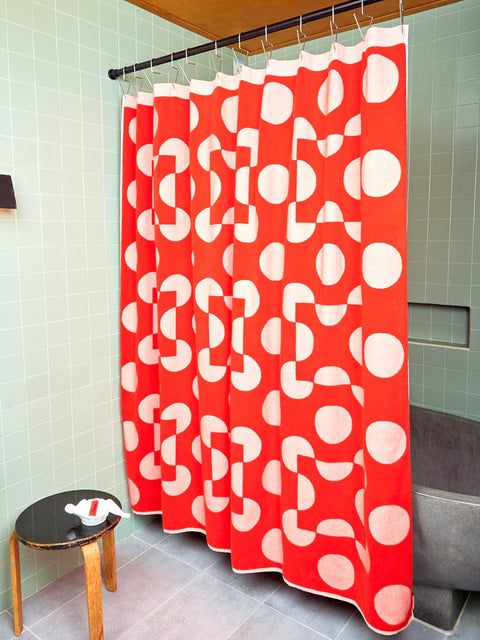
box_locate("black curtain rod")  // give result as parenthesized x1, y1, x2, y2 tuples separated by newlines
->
(108, 0, 386, 80)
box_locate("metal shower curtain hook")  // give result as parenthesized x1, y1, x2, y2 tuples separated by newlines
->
(330, 5, 338, 52)
(353, 0, 374, 40)
(261, 25, 274, 63)
(169, 53, 179, 86)
(179, 59, 190, 84)
(297, 15, 307, 52)
(119, 67, 130, 96)
(399, 0, 405, 33)
(234, 33, 249, 68)
(144, 67, 153, 89)
(185, 48, 198, 80)
(211, 41, 223, 74)
(133, 63, 144, 94)
(150, 57, 163, 84)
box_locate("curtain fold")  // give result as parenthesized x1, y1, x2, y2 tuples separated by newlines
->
(120, 25, 412, 634)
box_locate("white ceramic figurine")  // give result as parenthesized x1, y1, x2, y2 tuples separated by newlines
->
(65, 498, 131, 526)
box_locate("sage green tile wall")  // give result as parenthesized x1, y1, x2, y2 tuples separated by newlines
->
(252, 0, 480, 421)
(1, 0, 479, 617)
(0, 0, 221, 614)
(405, 0, 479, 419)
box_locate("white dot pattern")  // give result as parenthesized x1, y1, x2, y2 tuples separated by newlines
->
(120, 27, 412, 635)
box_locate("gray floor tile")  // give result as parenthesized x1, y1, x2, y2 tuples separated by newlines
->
(449, 592, 480, 640)
(102, 546, 200, 638)
(132, 516, 169, 545)
(265, 582, 355, 639)
(19, 564, 86, 627)
(30, 547, 199, 640)
(0, 615, 38, 640)
(156, 530, 219, 571)
(30, 591, 90, 640)
(15, 537, 149, 632)
(338, 611, 447, 640)
(0, 611, 16, 640)
(121, 572, 260, 640)
(229, 605, 329, 640)
(5, 521, 469, 640)
(207, 553, 284, 602)
(112, 532, 151, 568)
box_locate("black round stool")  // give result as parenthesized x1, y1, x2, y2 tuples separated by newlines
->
(10, 490, 122, 639)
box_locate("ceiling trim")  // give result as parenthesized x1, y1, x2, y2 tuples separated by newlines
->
(124, 0, 463, 55)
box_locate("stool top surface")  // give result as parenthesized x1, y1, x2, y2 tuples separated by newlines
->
(15, 490, 122, 550)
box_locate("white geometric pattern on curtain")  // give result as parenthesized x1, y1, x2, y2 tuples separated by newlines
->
(120, 25, 412, 634)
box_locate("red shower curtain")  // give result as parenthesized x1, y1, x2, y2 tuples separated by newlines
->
(120, 26, 412, 634)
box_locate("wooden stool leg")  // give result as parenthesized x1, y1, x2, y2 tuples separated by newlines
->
(9, 532, 23, 637)
(81, 541, 104, 640)
(102, 529, 117, 592)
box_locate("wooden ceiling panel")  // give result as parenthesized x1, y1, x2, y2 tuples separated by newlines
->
(125, 0, 462, 54)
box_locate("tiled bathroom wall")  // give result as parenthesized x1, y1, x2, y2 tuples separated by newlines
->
(404, 0, 480, 418)
(0, 0, 220, 613)
(0, 0, 479, 615)
(264, 0, 480, 420)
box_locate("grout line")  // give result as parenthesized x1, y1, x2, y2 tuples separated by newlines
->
(411, 613, 450, 639)
(114, 544, 152, 571)
(23, 588, 86, 634)
(129, 526, 355, 639)
(198, 566, 275, 604)
(223, 601, 265, 640)
(18, 536, 151, 635)
(131, 528, 282, 605)
(115, 570, 202, 640)
(9, 0, 37, 531)
(251, 600, 333, 640)
(465, 94, 480, 401)
(333, 609, 356, 639)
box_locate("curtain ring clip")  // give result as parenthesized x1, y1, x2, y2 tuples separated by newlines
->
(261, 25, 274, 63)
(353, 0, 374, 41)
(297, 15, 307, 52)
(330, 5, 338, 52)
(399, 0, 405, 33)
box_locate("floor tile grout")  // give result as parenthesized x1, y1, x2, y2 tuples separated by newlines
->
(258, 601, 335, 639)
(4, 521, 478, 640)
(333, 610, 356, 640)
(223, 600, 267, 640)
(28, 590, 86, 633)
(115, 569, 218, 640)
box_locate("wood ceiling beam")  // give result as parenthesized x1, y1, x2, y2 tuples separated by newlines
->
(123, 0, 462, 55)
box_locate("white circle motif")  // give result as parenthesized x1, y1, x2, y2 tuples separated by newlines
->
(363, 243, 402, 289)
(261, 82, 294, 125)
(261, 528, 283, 563)
(344, 158, 361, 200)
(315, 405, 352, 444)
(364, 333, 404, 378)
(258, 164, 289, 204)
(366, 421, 407, 464)
(261, 317, 282, 355)
(369, 505, 410, 545)
(123, 421, 138, 451)
(374, 585, 412, 626)
(124, 242, 137, 271)
(363, 55, 399, 103)
(318, 70, 344, 115)
(137, 143, 153, 176)
(260, 243, 285, 281)
(316, 244, 345, 286)
(318, 554, 355, 590)
(362, 150, 401, 198)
